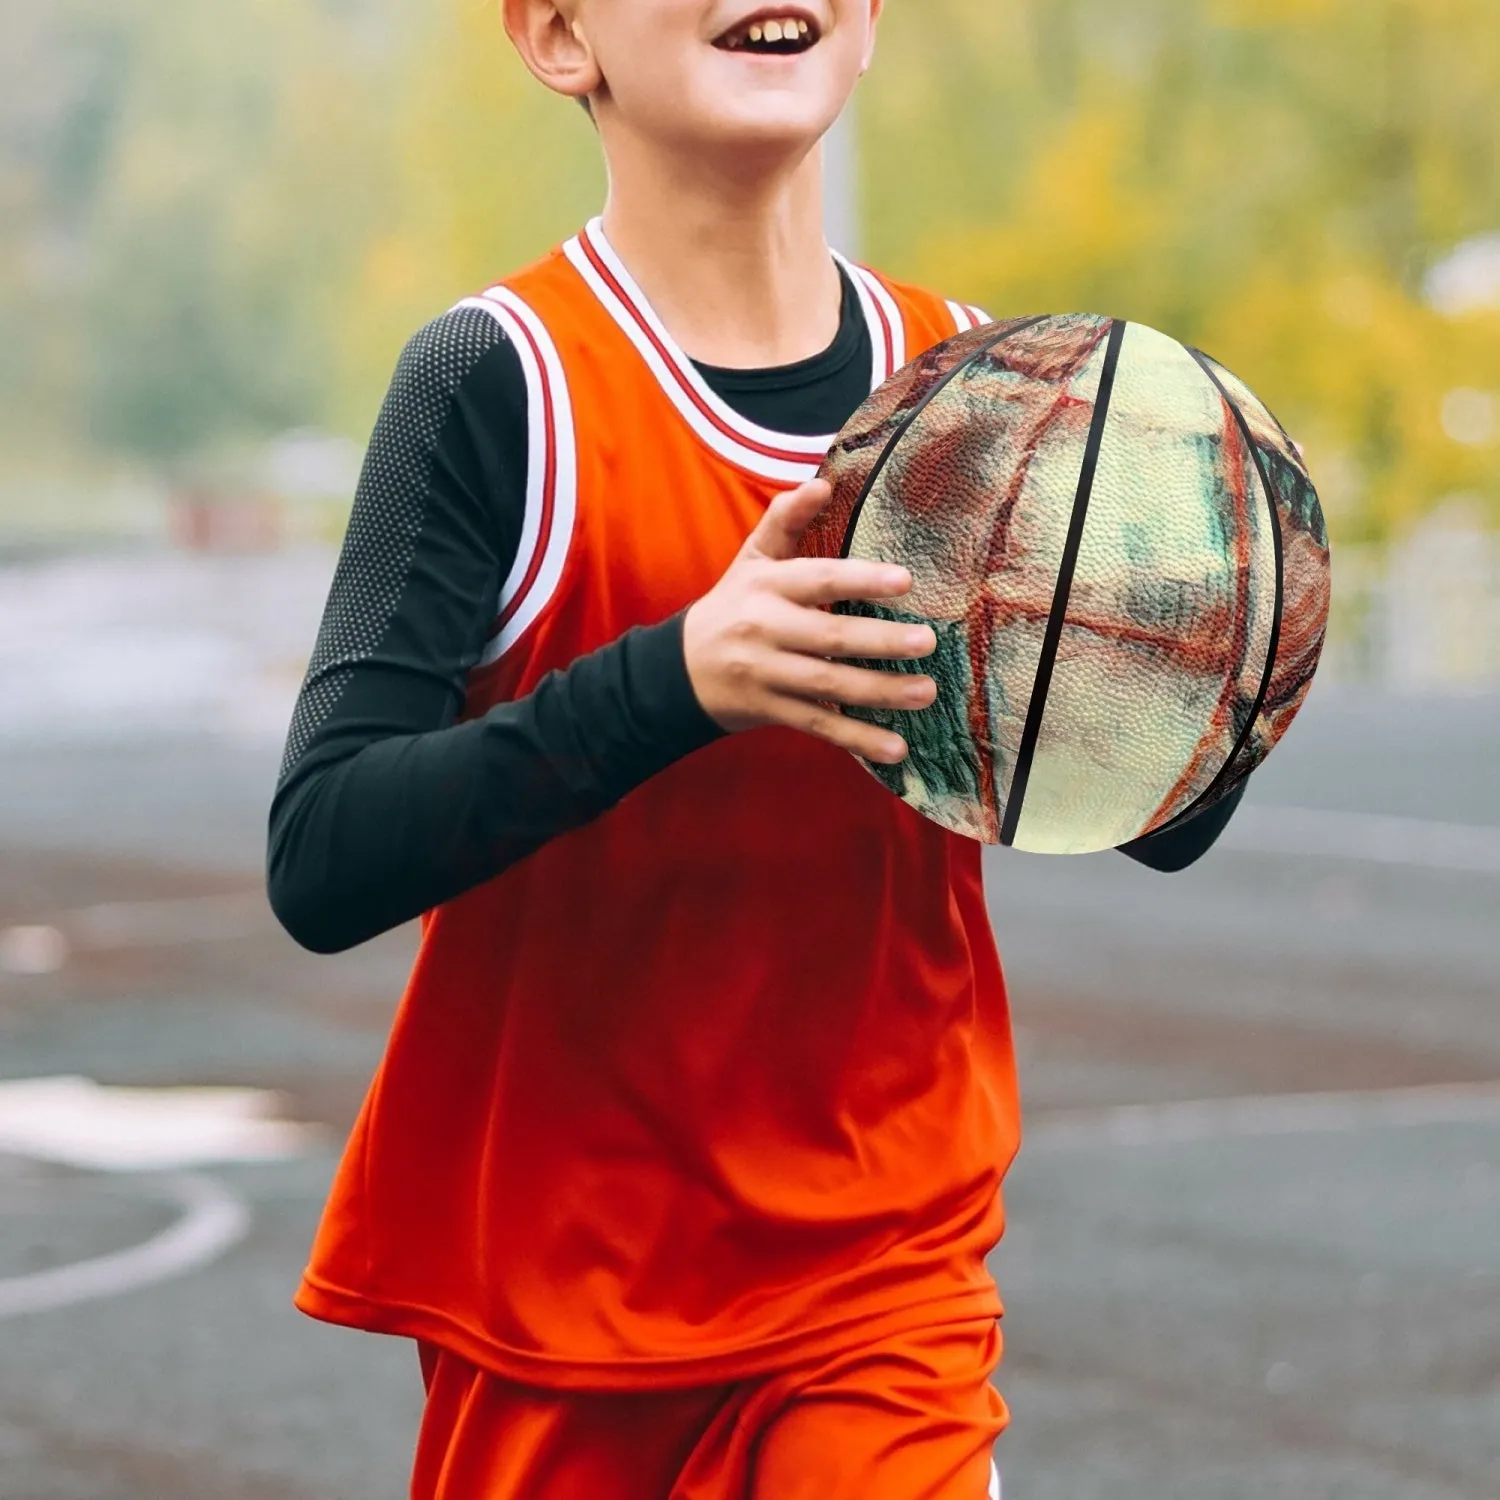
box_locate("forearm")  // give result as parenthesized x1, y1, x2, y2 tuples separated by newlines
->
(267, 615, 722, 953)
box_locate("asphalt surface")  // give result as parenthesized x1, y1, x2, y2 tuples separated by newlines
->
(0, 549, 1496, 1499)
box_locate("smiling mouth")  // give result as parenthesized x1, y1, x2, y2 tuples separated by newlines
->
(714, 13, 821, 55)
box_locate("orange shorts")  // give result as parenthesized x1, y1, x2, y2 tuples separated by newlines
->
(412, 1319, 1006, 1500)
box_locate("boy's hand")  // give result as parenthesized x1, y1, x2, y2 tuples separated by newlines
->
(683, 479, 938, 765)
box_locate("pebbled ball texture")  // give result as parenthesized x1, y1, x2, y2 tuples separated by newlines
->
(802, 315, 1331, 855)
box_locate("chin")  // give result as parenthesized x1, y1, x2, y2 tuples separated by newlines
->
(641, 77, 843, 159)
(706, 102, 840, 153)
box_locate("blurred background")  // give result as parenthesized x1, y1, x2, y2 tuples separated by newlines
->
(0, 2, 1496, 1498)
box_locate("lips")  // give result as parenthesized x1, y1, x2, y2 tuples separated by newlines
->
(713, 10, 822, 54)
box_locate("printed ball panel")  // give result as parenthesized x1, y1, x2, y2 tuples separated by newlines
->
(824, 315, 1116, 843)
(1014, 323, 1279, 853)
(1193, 353, 1332, 797)
(801, 318, 1044, 567)
(809, 314, 1330, 853)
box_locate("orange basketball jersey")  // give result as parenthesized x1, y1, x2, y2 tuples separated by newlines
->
(295, 222, 1022, 1390)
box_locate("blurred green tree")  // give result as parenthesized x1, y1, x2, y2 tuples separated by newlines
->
(863, 0, 1500, 542)
(328, 0, 603, 432)
(1, 0, 399, 471)
(3, 0, 1495, 545)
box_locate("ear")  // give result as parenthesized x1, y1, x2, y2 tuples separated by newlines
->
(502, 0, 601, 105)
(859, 0, 884, 75)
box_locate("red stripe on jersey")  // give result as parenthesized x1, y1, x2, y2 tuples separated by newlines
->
(485, 300, 560, 644)
(861, 269, 898, 379)
(577, 227, 818, 468)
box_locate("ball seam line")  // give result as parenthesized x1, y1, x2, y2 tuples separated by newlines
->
(999, 317, 1128, 848)
(835, 315, 1052, 560)
(1144, 348, 1288, 835)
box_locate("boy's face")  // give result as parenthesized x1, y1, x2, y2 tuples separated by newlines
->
(547, 2, 881, 154)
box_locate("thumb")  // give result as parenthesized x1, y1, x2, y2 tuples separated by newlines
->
(746, 478, 833, 562)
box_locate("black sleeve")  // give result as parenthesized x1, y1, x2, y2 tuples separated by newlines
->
(1116, 779, 1248, 873)
(267, 307, 722, 956)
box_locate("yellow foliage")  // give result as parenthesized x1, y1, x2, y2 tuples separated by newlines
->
(332, 0, 603, 428)
(328, 0, 1500, 544)
(913, 101, 1165, 320)
(11, 0, 1496, 538)
(866, 0, 1500, 543)
(1210, 0, 1339, 26)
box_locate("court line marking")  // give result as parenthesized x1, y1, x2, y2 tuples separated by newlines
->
(0, 1171, 249, 1321)
(66, 891, 270, 948)
(0, 892, 269, 969)
(0, 1076, 325, 1172)
(2, 1083, 1494, 1320)
(1223, 805, 1500, 875)
(1026, 1080, 1500, 1151)
(3, 802, 1497, 969)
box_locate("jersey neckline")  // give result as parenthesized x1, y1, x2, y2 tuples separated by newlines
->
(691, 265, 864, 395)
(563, 218, 906, 485)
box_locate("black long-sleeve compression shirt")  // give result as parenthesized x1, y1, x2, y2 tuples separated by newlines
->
(268, 272, 1243, 954)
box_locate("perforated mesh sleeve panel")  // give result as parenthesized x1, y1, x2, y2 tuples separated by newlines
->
(278, 307, 512, 783)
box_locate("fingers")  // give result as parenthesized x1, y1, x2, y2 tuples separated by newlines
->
(770, 555, 916, 608)
(783, 701, 911, 766)
(761, 598, 937, 661)
(745, 479, 835, 562)
(768, 655, 938, 714)
(689, 477, 942, 762)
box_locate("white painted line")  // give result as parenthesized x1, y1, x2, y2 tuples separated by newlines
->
(0, 1171, 249, 1321)
(1026, 1080, 1500, 1152)
(0, 891, 271, 971)
(67, 891, 270, 948)
(0, 924, 68, 974)
(5, 804, 1494, 970)
(1224, 805, 1500, 875)
(0, 1077, 324, 1172)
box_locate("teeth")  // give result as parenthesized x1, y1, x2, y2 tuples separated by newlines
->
(722, 16, 815, 51)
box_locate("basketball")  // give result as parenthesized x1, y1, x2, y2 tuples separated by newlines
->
(801, 314, 1332, 854)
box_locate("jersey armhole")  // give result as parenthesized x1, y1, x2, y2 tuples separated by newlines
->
(834, 256, 909, 389)
(945, 300, 995, 335)
(454, 289, 579, 671)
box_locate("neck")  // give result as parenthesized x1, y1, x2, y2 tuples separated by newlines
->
(597, 133, 843, 370)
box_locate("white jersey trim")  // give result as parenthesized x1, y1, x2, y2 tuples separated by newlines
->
(455, 289, 579, 669)
(564, 219, 903, 484)
(947, 300, 995, 334)
(839, 257, 907, 383)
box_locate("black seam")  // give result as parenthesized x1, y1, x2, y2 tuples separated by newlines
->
(837, 316, 1051, 559)
(999, 318, 1127, 848)
(1199, 349, 1304, 460)
(1145, 349, 1287, 835)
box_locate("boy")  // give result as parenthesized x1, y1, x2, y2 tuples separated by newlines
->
(269, 3, 1244, 1494)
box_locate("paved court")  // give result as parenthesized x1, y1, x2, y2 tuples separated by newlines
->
(0, 550, 1496, 1498)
